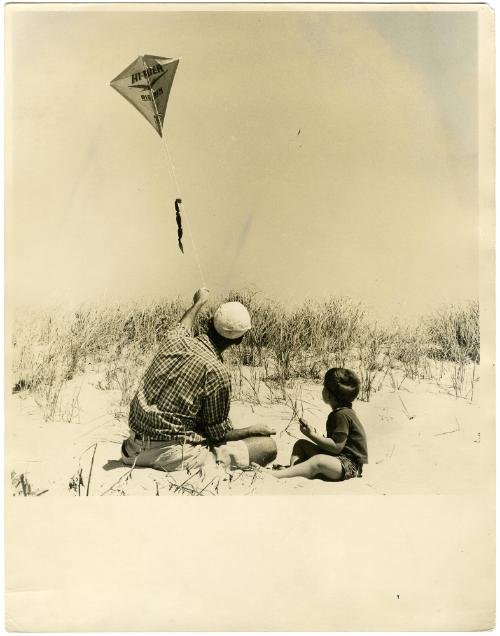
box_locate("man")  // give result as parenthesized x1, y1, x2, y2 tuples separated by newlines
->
(121, 288, 277, 471)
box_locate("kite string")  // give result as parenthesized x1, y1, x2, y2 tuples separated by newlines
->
(160, 135, 207, 287)
(142, 57, 207, 288)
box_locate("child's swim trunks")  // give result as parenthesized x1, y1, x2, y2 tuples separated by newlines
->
(338, 454, 363, 480)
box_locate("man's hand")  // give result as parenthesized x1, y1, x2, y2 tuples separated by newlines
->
(224, 423, 276, 442)
(193, 288, 210, 305)
(180, 288, 210, 332)
(249, 424, 276, 437)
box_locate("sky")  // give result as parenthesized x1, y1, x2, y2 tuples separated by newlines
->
(6, 6, 480, 321)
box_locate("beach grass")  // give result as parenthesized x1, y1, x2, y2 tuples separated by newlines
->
(11, 292, 480, 421)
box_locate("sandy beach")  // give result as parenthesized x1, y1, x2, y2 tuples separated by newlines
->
(7, 362, 482, 497)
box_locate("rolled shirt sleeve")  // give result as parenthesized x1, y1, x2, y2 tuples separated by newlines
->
(201, 368, 233, 441)
(168, 324, 193, 339)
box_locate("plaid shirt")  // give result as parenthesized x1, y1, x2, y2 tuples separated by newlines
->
(129, 325, 233, 443)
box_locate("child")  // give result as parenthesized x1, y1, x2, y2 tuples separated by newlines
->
(272, 368, 367, 481)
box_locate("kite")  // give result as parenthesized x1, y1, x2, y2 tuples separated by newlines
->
(110, 54, 179, 137)
(110, 54, 206, 281)
(175, 198, 184, 253)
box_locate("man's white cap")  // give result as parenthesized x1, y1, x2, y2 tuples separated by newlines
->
(213, 302, 252, 339)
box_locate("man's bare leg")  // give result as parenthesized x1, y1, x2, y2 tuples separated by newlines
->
(243, 436, 277, 466)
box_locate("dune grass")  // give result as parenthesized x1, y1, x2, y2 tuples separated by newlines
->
(11, 292, 480, 422)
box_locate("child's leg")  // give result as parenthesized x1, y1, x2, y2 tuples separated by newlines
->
(290, 439, 321, 466)
(272, 454, 344, 481)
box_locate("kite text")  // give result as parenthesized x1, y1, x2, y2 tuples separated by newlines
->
(131, 64, 164, 85)
(141, 87, 164, 101)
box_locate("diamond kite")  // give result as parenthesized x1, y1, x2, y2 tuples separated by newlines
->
(110, 54, 179, 137)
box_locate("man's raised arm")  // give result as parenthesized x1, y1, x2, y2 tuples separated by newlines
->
(179, 288, 210, 332)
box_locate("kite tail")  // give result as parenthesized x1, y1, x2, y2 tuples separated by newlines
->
(175, 198, 184, 253)
(163, 145, 206, 286)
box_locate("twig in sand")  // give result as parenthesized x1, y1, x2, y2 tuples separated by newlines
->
(11, 471, 47, 497)
(86, 443, 98, 496)
(279, 387, 305, 437)
(159, 468, 207, 496)
(68, 467, 84, 495)
(173, 471, 199, 493)
(434, 428, 459, 437)
(375, 444, 396, 464)
(434, 416, 461, 437)
(196, 476, 219, 496)
(20, 473, 29, 496)
(101, 456, 138, 496)
(469, 362, 477, 403)
(241, 373, 262, 405)
(77, 468, 83, 496)
(396, 391, 414, 420)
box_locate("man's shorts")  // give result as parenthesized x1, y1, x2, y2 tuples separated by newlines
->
(121, 432, 249, 472)
(338, 454, 363, 480)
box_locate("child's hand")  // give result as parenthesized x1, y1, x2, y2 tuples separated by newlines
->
(299, 417, 316, 437)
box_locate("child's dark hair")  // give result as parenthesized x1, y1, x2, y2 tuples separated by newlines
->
(324, 368, 360, 406)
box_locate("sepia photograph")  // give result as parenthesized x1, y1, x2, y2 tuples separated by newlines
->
(4, 2, 495, 631)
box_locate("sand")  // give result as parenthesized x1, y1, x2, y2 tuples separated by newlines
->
(6, 361, 483, 497)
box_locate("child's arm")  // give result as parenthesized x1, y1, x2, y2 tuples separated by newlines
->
(299, 418, 346, 455)
(307, 429, 346, 455)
